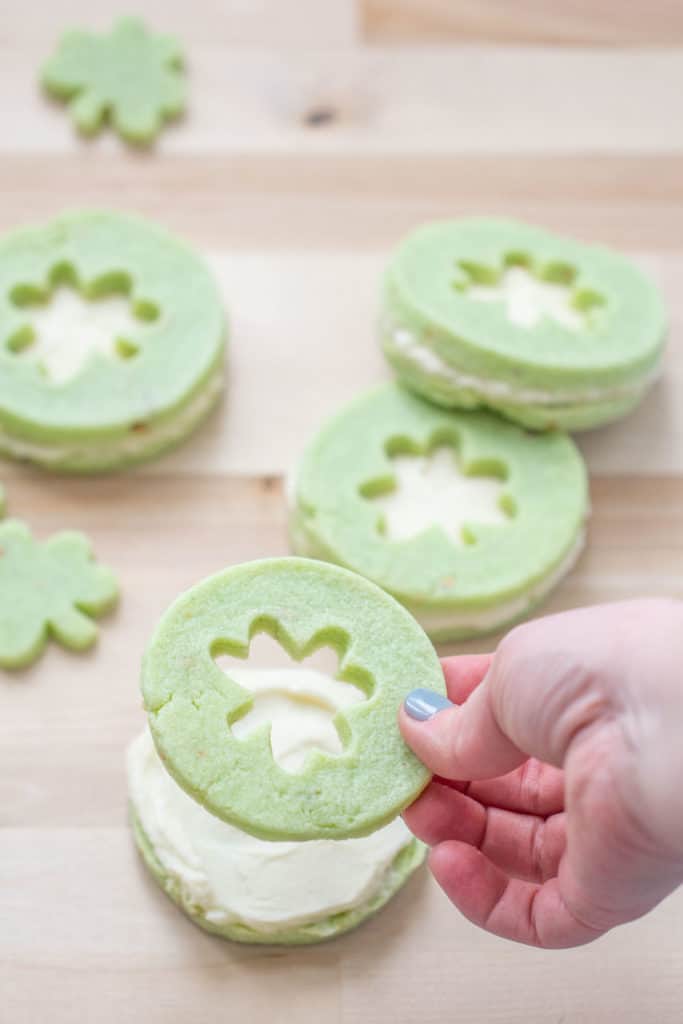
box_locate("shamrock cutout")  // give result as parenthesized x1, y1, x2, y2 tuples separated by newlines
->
(6, 264, 160, 386)
(454, 254, 605, 332)
(228, 666, 367, 774)
(365, 444, 512, 546)
(42, 16, 185, 144)
(0, 520, 119, 669)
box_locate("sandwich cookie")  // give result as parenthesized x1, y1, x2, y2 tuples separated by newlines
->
(0, 210, 226, 471)
(289, 384, 588, 642)
(382, 218, 666, 430)
(128, 676, 425, 944)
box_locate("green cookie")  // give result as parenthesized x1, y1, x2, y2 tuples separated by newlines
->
(0, 210, 226, 472)
(382, 218, 666, 431)
(290, 384, 588, 642)
(0, 519, 118, 669)
(131, 809, 425, 945)
(142, 557, 445, 841)
(42, 16, 185, 145)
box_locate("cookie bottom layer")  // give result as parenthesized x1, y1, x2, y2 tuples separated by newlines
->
(383, 326, 653, 432)
(0, 363, 224, 473)
(289, 505, 586, 643)
(131, 810, 426, 945)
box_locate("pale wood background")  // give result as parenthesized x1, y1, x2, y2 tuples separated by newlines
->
(2, 3, 683, 1022)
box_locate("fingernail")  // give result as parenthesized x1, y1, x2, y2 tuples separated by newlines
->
(404, 688, 454, 721)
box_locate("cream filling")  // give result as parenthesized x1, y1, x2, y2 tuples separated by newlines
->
(463, 265, 587, 332)
(368, 445, 509, 546)
(15, 286, 151, 386)
(388, 322, 655, 406)
(127, 668, 414, 933)
(409, 529, 586, 634)
(0, 364, 224, 465)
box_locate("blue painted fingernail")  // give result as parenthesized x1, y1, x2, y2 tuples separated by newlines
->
(404, 688, 454, 721)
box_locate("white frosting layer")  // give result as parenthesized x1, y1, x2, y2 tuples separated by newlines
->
(16, 285, 151, 385)
(410, 529, 586, 634)
(229, 667, 365, 772)
(0, 364, 223, 466)
(369, 445, 508, 546)
(389, 323, 654, 406)
(127, 668, 413, 932)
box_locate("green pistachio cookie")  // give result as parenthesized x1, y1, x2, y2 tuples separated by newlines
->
(289, 384, 588, 642)
(381, 218, 666, 431)
(141, 557, 446, 841)
(42, 17, 185, 145)
(0, 210, 226, 472)
(0, 519, 118, 669)
(128, 726, 425, 945)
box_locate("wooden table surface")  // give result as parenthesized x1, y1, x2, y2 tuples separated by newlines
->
(2, 2, 683, 1021)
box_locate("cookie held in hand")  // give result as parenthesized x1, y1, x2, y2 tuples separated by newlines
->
(142, 557, 445, 842)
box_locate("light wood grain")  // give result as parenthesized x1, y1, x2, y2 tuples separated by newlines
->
(2, 1, 683, 1021)
(3, 46, 683, 155)
(362, 0, 683, 46)
(2, 475, 683, 1024)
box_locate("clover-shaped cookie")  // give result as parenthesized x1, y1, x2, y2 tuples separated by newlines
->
(382, 218, 666, 431)
(0, 519, 118, 669)
(142, 557, 445, 841)
(42, 17, 185, 144)
(290, 384, 588, 642)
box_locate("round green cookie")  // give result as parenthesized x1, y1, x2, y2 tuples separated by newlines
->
(131, 810, 426, 946)
(382, 218, 666, 431)
(141, 557, 445, 842)
(0, 210, 226, 472)
(289, 384, 588, 642)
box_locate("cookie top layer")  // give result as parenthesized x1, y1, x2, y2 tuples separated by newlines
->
(385, 218, 666, 392)
(0, 210, 225, 442)
(294, 384, 588, 608)
(142, 557, 445, 841)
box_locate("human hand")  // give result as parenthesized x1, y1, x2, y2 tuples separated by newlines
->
(399, 600, 683, 948)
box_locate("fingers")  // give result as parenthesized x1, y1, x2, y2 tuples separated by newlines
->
(467, 759, 564, 816)
(440, 653, 493, 704)
(400, 678, 525, 780)
(401, 605, 623, 781)
(429, 842, 604, 949)
(404, 780, 566, 883)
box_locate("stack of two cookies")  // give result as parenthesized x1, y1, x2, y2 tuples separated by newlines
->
(289, 218, 667, 642)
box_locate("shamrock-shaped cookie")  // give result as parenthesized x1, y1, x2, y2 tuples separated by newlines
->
(42, 17, 185, 144)
(0, 519, 118, 669)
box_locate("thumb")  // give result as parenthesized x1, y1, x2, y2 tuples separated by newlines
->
(400, 605, 619, 781)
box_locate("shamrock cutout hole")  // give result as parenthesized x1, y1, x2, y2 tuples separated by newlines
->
(215, 631, 369, 773)
(362, 440, 515, 546)
(6, 265, 159, 385)
(454, 252, 605, 332)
